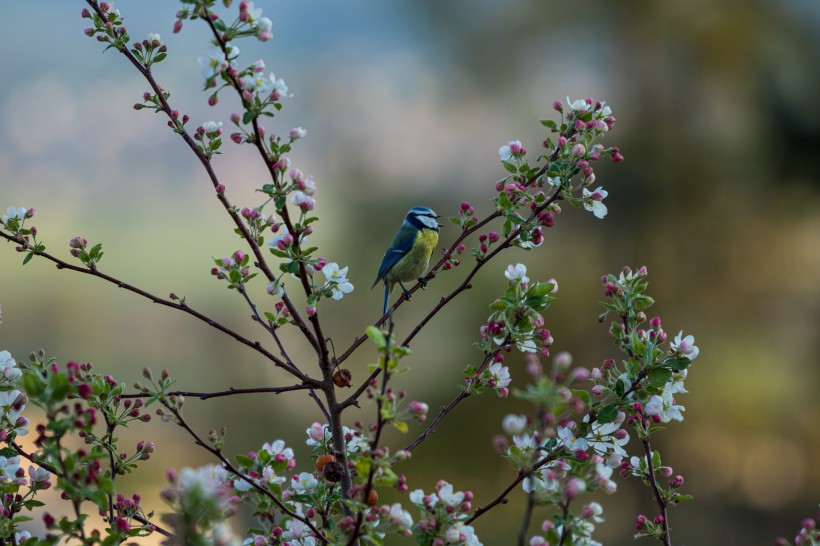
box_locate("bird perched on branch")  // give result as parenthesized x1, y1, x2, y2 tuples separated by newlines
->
(372, 206, 441, 315)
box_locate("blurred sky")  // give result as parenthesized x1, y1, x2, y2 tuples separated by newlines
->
(1, 1, 819, 544)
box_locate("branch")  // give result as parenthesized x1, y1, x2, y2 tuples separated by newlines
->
(84, 0, 321, 355)
(0, 231, 318, 387)
(120, 384, 312, 400)
(642, 438, 672, 546)
(465, 448, 559, 525)
(161, 400, 331, 545)
(518, 490, 536, 546)
(402, 340, 509, 452)
(199, 5, 332, 368)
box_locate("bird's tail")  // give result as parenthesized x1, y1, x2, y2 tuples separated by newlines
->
(382, 282, 389, 316)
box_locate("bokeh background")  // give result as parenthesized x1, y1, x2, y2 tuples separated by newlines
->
(1, 1, 819, 544)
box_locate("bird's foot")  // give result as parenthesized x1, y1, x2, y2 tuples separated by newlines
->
(399, 282, 412, 300)
(417, 277, 428, 290)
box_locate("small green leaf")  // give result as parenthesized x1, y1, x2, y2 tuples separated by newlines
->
(664, 357, 691, 371)
(235, 454, 254, 467)
(365, 326, 386, 348)
(572, 389, 591, 405)
(392, 421, 408, 434)
(501, 160, 518, 174)
(596, 404, 618, 424)
(530, 282, 555, 297)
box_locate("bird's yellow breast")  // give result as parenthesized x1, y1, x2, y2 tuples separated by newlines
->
(386, 228, 439, 284)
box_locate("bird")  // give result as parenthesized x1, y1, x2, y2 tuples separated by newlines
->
(372, 206, 442, 315)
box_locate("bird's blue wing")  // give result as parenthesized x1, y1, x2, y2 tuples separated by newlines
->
(372, 222, 417, 287)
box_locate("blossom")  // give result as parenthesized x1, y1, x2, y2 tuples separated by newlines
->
(487, 362, 511, 394)
(437, 482, 465, 507)
(557, 425, 589, 452)
(566, 96, 591, 113)
(290, 471, 317, 492)
(595, 463, 617, 494)
(289, 127, 307, 140)
(244, 2, 264, 25)
(0, 350, 21, 381)
(197, 47, 227, 79)
(267, 73, 290, 99)
(387, 503, 413, 530)
(672, 331, 699, 361)
(501, 414, 527, 435)
(290, 190, 316, 211)
(586, 419, 629, 460)
(2, 206, 27, 227)
(645, 391, 685, 423)
(445, 522, 483, 546)
(202, 121, 222, 134)
(146, 33, 161, 45)
(582, 187, 608, 219)
(498, 139, 524, 161)
(306, 422, 328, 445)
(511, 433, 537, 453)
(504, 263, 529, 286)
(323, 263, 354, 300)
(0, 389, 25, 422)
(409, 488, 439, 510)
(256, 17, 273, 41)
(0, 454, 20, 481)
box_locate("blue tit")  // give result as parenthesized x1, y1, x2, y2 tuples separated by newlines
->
(372, 206, 442, 315)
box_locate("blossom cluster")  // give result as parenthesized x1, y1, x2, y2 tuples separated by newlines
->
(409, 481, 481, 545)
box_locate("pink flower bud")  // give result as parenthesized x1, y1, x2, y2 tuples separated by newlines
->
(552, 99, 563, 111)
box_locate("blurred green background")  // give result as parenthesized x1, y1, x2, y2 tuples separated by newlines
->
(1, 1, 819, 544)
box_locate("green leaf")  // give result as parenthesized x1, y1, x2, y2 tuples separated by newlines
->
(392, 421, 408, 434)
(235, 454, 254, 467)
(22, 253, 34, 265)
(596, 404, 618, 424)
(489, 300, 509, 311)
(633, 295, 655, 310)
(365, 326, 386, 348)
(540, 119, 558, 131)
(501, 160, 518, 174)
(673, 493, 694, 502)
(153, 52, 167, 63)
(652, 449, 662, 468)
(530, 282, 555, 297)
(572, 389, 591, 405)
(664, 357, 691, 371)
(47, 372, 70, 401)
(648, 368, 673, 388)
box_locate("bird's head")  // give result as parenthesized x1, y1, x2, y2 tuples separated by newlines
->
(406, 206, 442, 231)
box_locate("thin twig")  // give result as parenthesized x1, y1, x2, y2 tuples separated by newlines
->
(518, 490, 536, 546)
(0, 231, 316, 386)
(120, 384, 313, 400)
(161, 399, 331, 545)
(642, 438, 672, 546)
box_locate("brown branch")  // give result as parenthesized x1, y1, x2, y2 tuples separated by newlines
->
(642, 438, 672, 546)
(465, 448, 559, 525)
(161, 400, 331, 545)
(120, 384, 312, 400)
(0, 231, 317, 387)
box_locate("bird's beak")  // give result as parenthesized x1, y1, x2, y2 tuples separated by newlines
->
(436, 214, 443, 228)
